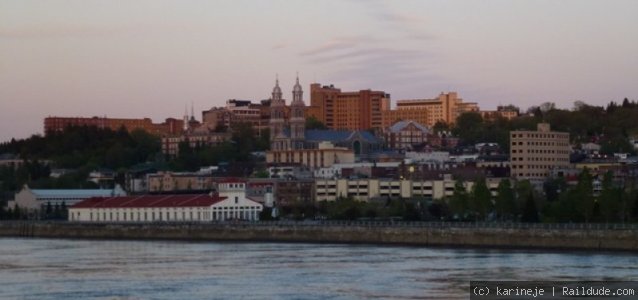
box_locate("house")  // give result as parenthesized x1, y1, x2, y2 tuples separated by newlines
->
(68, 178, 263, 222)
(384, 120, 430, 151)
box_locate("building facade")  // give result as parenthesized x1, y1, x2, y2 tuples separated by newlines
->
(306, 83, 390, 131)
(147, 171, 217, 193)
(384, 120, 430, 151)
(315, 175, 501, 202)
(315, 177, 502, 202)
(201, 99, 273, 134)
(44, 116, 184, 136)
(266, 142, 355, 169)
(161, 128, 231, 157)
(479, 105, 519, 121)
(69, 179, 263, 222)
(510, 123, 571, 180)
(265, 76, 360, 169)
(382, 92, 478, 127)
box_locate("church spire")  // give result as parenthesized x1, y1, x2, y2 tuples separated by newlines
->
(272, 74, 283, 102)
(292, 73, 303, 104)
(183, 104, 189, 132)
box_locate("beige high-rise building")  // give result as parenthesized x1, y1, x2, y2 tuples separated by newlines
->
(509, 123, 571, 180)
(381, 92, 479, 128)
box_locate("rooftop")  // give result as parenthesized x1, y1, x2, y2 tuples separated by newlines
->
(71, 194, 225, 209)
(388, 120, 429, 133)
(305, 130, 380, 143)
(28, 186, 125, 198)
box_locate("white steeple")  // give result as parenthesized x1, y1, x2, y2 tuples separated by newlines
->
(183, 104, 189, 132)
(292, 72, 303, 103)
(272, 74, 283, 102)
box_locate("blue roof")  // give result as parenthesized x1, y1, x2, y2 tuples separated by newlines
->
(388, 120, 429, 133)
(28, 186, 126, 198)
(305, 130, 380, 143)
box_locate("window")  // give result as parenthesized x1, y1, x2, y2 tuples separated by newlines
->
(235, 196, 238, 204)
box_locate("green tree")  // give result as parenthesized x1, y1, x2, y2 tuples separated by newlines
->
(514, 179, 533, 216)
(470, 178, 492, 221)
(60, 202, 68, 220)
(448, 181, 470, 220)
(452, 112, 484, 145)
(599, 171, 621, 223)
(306, 116, 327, 130)
(45, 201, 53, 219)
(432, 121, 450, 133)
(53, 203, 62, 219)
(574, 169, 595, 223)
(327, 196, 362, 220)
(13, 205, 22, 220)
(495, 179, 516, 221)
(521, 192, 539, 223)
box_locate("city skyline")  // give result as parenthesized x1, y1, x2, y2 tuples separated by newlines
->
(2, 0, 638, 142)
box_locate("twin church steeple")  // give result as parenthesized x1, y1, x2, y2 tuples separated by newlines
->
(269, 74, 306, 151)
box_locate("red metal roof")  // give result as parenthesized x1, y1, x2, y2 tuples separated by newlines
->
(70, 194, 226, 209)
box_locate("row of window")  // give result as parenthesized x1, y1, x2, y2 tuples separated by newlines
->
(511, 141, 569, 147)
(512, 149, 569, 154)
(512, 133, 568, 139)
(75, 207, 261, 222)
(512, 164, 560, 169)
(516, 173, 546, 178)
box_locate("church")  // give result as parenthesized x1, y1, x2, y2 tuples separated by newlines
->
(266, 76, 382, 169)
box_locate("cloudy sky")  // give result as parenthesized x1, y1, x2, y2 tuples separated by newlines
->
(1, 0, 637, 142)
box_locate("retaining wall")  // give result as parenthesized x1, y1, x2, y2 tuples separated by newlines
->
(0, 222, 636, 251)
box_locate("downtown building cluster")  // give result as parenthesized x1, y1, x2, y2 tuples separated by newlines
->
(24, 75, 638, 223)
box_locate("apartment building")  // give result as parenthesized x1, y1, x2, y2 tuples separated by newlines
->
(315, 177, 502, 202)
(510, 123, 571, 180)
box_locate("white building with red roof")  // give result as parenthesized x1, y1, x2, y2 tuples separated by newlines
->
(69, 178, 263, 222)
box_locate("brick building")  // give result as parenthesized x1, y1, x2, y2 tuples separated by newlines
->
(306, 83, 390, 131)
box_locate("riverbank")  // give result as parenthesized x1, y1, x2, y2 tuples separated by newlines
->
(1, 221, 637, 252)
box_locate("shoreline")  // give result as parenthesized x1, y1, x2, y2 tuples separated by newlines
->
(1, 222, 637, 253)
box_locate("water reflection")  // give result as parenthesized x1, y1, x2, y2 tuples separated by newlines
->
(0, 238, 636, 299)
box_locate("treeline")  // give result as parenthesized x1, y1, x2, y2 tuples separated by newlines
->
(0, 202, 68, 220)
(0, 126, 161, 169)
(0, 123, 271, 191)
(168, 123, 270, 171)
(0, 126, 162, 197)
(450, 98, 638, 154)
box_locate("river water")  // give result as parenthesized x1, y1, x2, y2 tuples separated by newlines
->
(0, 238, 636, 300)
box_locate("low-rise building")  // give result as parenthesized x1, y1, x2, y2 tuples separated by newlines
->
(384, 120, 430, 151)
(161, 127, 232, 157)
(266, 141, 355, 169)
(10, 185, 126, 214)
(315, 176, 502, 202)
(147, 171, 216, 193)
(69, 178, 263, 222)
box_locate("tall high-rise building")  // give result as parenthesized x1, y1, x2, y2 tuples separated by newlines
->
(306, 83, 390, 131)
(509, 123, 571, 181)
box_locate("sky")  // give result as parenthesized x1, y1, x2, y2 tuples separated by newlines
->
(1, 0, 638, 142)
